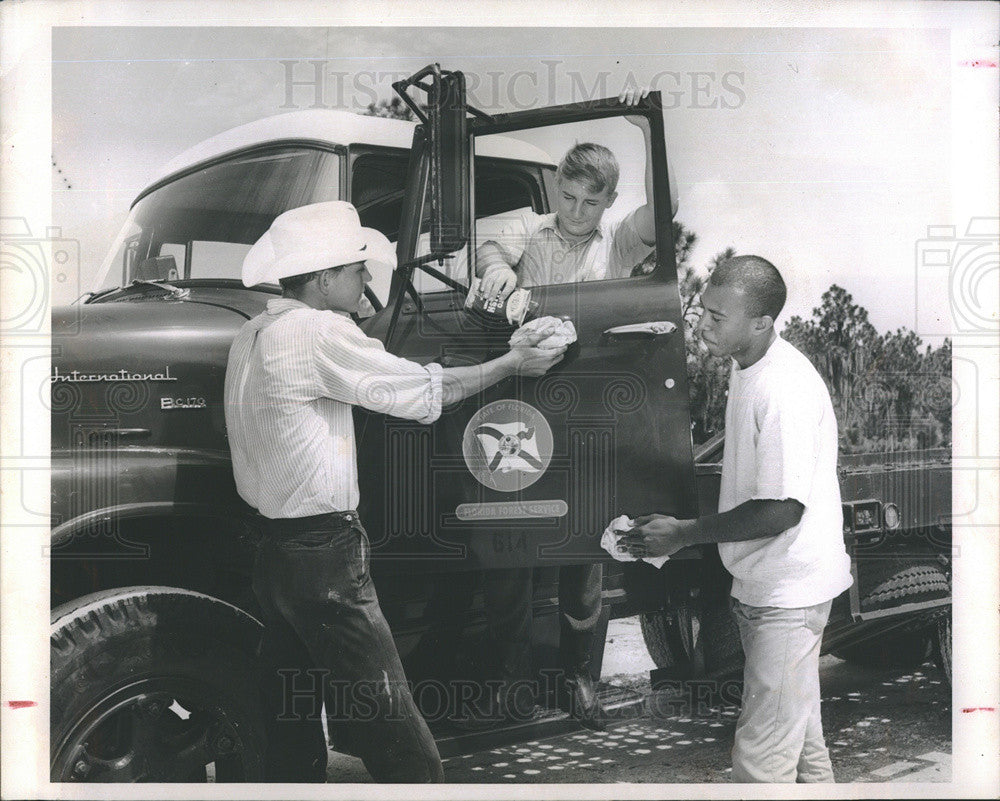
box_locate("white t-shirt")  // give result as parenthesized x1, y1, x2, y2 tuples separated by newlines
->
(717, 335, 853, 608)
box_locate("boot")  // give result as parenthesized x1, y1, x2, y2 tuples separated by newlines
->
(449, 638, 537, 731)
(557, 664, 607, 730)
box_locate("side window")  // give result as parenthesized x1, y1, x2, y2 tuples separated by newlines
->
(350, 150, 547, 302)
(350, 151, 418, 306)
(351, 152, 414, 242)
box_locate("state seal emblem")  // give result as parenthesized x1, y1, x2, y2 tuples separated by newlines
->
(462, 399, 553, 492)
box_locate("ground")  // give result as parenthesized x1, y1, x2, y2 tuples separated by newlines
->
(327, 615, 951, 784)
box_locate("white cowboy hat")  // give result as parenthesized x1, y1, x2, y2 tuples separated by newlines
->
(242, 201, 396, 287)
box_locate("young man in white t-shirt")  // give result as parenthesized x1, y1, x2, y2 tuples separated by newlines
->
(623, 255, 853, 783)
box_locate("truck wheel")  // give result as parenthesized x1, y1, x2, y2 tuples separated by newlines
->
(639, 607, 693, 670)
(51, 587, 266, 783)
(640, 599, 744, 678)
(934, 613, 952, 685)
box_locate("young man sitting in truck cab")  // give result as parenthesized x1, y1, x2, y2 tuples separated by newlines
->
(224, 201, 566, 783)
(475, 87, 679, 298)
(623, 256, 853, 783)
(465, 88, 679, 730)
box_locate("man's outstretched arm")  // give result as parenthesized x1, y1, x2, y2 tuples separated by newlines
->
(622, 498, 805, 559)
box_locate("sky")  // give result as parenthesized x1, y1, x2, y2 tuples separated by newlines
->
(48, 23, 995, 344)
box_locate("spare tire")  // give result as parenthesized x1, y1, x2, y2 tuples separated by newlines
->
(832, 558, 950, 670)
(855, 560, 950, 614)
(51, 587, 266, 783)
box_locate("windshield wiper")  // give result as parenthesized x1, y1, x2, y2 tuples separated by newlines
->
(129, 279, 191, 299)
(81, 286, 122, 303)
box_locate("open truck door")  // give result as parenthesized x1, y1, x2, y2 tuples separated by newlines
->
(356, 65, 698, 573)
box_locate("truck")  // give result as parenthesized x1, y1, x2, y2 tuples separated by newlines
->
(49, 65, 952, 783)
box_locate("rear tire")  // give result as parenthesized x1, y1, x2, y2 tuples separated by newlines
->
(51, 587, 266, 783)
(640, 598, 744, 679)
(934, 613, 952, 685)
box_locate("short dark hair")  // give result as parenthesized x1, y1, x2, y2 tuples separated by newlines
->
(278, 265, 344, 293)
(709, 255, 787, 320)
(557, 143, 620, 194)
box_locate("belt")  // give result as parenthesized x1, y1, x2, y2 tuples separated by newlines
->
(252, 509, 359, 537)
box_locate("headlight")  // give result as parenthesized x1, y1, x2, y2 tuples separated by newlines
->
(883, 503, 901, 530)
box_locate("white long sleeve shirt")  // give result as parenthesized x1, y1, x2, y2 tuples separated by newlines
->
(224, 298, 443, 518)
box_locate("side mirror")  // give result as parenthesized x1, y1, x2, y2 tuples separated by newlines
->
(428, 70, 470, 254)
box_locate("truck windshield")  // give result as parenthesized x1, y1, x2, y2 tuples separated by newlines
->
(91, 147, 341, 292)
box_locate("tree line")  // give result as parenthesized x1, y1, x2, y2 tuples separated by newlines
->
(667, 222, 952, 453)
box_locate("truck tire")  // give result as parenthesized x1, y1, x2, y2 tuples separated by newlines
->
(855, 560, 950, 614)
(640, 599, 744, 679)
(639, 607, 691, 670)
(51, 587, 266, 783)
(832, 559, 950, 670)
(934, 613, 951, 685)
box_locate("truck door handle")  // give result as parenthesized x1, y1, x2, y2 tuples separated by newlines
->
(602, 321, 677, 339)
(105, 428, 152, 439)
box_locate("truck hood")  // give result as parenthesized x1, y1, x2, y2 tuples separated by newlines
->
(52, 297, 252, 357)
(51, 297, 258, 453)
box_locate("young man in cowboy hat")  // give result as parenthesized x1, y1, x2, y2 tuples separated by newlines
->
(622, 256, 852, 783)
(224, 201, 566, 783)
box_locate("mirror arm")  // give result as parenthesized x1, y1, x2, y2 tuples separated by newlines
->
(385, 253, 442, 350)
(405, 281, 423, 313)
(417, 260, 467, 293)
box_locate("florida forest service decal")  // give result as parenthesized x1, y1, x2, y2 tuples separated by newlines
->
(462, 400, 553, 492)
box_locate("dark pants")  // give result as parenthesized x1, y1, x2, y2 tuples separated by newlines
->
(252, 510, 443, 783)
(481, 563, 604, 680)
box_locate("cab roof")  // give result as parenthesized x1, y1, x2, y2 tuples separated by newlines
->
(152, 109, 555, 187)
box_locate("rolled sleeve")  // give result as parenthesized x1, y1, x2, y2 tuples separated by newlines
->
(608, 209, 655, 279)
(314, 318, 443, 423)
(751, 388, 818, 506)
(416, 361, 443, 424)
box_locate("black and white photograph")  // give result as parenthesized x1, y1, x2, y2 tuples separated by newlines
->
(1, 1, 997, 797)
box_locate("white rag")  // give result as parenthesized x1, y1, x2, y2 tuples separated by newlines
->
(509, 316, 577, 349)
(600, 514, 670, 569)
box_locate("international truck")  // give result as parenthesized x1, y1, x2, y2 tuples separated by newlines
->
(49, 65, 951, 782)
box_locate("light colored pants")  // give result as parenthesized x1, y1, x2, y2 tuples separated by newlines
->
(730, 598, 835, 783)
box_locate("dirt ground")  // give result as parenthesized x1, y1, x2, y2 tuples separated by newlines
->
(327, 615, 951, 784)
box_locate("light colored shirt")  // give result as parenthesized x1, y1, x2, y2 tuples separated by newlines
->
(224, 298, 442, 518)
(717, 335, 853, 608)
(478, 209, 653, 287)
